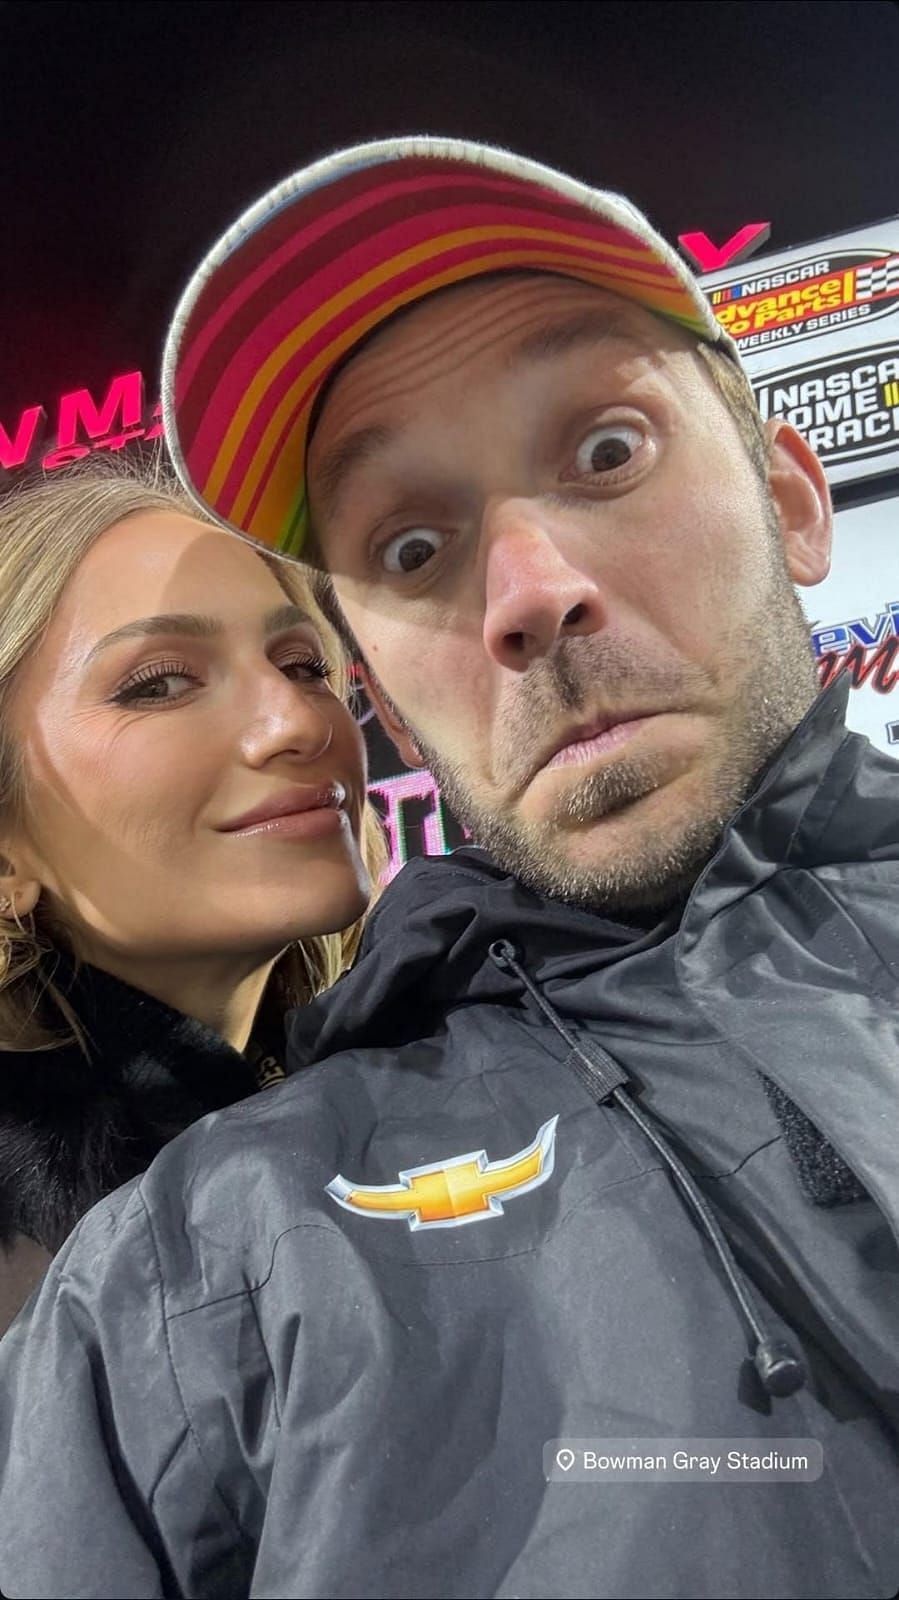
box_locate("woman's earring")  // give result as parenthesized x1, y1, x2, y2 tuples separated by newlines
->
(0, 894, 35, 935)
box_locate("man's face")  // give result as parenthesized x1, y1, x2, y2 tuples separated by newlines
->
(308, 274, 830, 914)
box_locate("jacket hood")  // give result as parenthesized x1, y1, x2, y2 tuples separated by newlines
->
(291, 677, 872, 1068)
(288, 847, 642, 1066)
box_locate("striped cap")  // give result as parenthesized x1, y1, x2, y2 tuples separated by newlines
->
(162, 136, 740, 560)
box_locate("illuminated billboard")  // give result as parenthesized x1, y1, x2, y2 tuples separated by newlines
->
(702, 218, 899, 487)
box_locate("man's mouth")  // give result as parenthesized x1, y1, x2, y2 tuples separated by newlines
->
(539, 713, 654, 775)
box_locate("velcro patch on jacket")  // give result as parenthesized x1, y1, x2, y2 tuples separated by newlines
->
(760, 1076, 869, 1205)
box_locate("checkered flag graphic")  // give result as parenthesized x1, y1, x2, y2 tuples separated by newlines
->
(855, 257, 899, 300)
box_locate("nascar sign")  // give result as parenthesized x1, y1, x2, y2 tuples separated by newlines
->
(754, 343, 899, 485)
(702, 219, 899, 489)
(707, 223, 899, 755)
(706, 248, 899, 354)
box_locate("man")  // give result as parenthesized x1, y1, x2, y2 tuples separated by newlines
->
(2, 138, 898, 1599)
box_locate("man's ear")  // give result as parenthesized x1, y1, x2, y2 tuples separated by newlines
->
(358, 665, 427, 769)
(765, 419, 832, 587)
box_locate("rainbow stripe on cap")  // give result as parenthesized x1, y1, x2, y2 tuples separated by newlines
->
(162, 137, 738, 559)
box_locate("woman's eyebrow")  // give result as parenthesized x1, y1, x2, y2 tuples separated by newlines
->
(84, 604, 312, 664)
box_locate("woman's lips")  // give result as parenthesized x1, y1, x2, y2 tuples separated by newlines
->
(227, 807, 347, 841)
(544, 716, 651, 771)
(220, 781, 348, 836)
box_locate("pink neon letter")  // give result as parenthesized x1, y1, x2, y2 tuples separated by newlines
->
(677, 223, 772, 273)
(56, 371, 144, 448)
(367, 770, 449, 880)
(0, 405, 46, 470)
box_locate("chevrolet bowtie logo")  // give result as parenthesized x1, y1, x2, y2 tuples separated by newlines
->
(326, 1117, 558, 1231)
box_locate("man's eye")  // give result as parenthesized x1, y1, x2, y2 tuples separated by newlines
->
(573, 424, 644, 476)
(380, 527, 446, 574)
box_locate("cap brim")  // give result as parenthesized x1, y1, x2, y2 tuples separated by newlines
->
(162, 136, 735, 559)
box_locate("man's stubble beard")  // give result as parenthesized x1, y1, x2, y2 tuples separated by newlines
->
(370, 514, 820, 919)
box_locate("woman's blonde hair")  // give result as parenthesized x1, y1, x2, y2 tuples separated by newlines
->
(0, 453, 386, 1053)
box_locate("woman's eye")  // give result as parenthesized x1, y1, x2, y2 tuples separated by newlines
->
(278, 653, 332, 684)
(380, 527, 446, 574)
(573, 424, 644, 477)
(112, 666, 198, 706)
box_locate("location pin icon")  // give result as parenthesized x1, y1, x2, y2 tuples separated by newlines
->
(556, 1448, 575, 1472)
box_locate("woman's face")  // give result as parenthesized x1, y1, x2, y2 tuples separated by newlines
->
(3, 511, 371, 973)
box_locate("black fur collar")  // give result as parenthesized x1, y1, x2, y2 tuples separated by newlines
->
(0, 958, 264, 1253)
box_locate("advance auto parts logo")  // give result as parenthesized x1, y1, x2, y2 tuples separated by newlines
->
(708, 250, 899, 351)
(753, 343, 899, 472)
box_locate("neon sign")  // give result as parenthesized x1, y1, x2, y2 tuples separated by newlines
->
(0, 371, 162, 474)
(368, 769, 455, 874)
(678, 223, 772, 273)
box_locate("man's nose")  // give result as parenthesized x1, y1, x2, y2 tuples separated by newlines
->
(482, 499, 607, 672)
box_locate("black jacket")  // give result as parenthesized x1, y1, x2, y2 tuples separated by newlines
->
(1, 681, 898, 1600)
(0, 959, 272, 1306)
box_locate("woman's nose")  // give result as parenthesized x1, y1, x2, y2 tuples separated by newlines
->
(237, 668, 335, 768)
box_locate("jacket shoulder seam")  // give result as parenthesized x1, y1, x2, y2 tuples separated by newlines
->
(137, 1186, 255, 1544)
(245, 1274, 282, 1430)
(165, 1219, 344, 1318)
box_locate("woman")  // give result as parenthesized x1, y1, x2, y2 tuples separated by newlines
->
(0, 456, 384, 1333)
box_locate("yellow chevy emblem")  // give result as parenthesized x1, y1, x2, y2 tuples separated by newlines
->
(326, 1117, 558, 1231)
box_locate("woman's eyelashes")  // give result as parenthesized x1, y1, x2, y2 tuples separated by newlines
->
(111, 659, 200, 705)
(110, 650, 333, 707)
(275, 651, 332, 687)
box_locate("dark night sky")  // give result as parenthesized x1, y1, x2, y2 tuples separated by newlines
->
(3, 0, 899, 423)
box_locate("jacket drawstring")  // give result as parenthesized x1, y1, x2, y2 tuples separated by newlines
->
(488, 939, 805, 1400)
